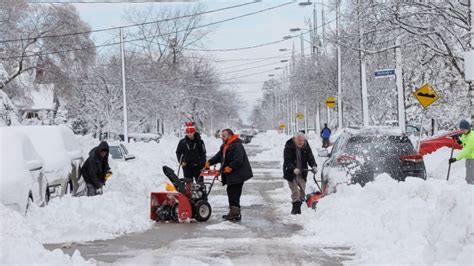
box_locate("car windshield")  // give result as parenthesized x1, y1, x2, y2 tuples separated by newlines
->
(109, 146, 123, 159)
(343, 136, 414, 158)
(120, 144, 129, 154)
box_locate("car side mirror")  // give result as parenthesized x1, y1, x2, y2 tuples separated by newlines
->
(318, 149, 329, 158)
(125, 154, 136, 161)
(26, 160, 43, 171)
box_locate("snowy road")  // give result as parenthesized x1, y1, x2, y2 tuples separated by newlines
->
(45, 144, 353, 265)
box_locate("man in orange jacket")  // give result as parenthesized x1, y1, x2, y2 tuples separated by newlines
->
(206, 129, 253, 221)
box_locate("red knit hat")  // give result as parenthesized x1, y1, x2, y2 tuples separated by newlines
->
(185, 121, 196, 134)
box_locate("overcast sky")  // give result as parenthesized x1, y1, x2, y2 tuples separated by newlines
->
(70, 0, 337, 124)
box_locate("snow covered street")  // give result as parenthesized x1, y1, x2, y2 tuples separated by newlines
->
(43, 143, 353, 265)
(2, 131, 471, 265)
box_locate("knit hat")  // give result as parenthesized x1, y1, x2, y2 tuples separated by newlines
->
(459, 119, 471, 130)
(185, 121, 196, 134)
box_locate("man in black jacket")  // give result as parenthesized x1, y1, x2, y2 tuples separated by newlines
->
(81, 141, 111, 196)
(283, 133, 317, 214)
(206, 129, 253, 221)
(176, 124, 206, 183)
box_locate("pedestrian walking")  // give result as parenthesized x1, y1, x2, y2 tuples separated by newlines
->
(81, 141, 111, 196)
(176, 122, 207, 183)
(206, 129, 253, 221)
(283, 133, 317, 214)
(320, 123, 331, 148)
(449, 120, 474, 184)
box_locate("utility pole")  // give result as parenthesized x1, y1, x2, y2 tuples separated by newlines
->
(358, 0, 369, 127)
(395, 35, 406, 132)
(336, 0, 343, 129)
(470, 0, 474, 121)
(119, 27, 129, 143)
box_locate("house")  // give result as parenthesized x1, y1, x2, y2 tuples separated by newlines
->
(15, 84, 59, 125)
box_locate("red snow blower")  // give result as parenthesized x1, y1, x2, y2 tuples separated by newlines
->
(305, 170, 329, 209)
(150, 166, 220, 223)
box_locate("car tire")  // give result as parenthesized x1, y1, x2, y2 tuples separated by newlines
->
(25, 192, 33, 215)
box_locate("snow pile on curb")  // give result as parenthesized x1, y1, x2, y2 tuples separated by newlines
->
(22, 134, 223, 244)
(280, 175, 473, 264)
(0, 204, 93, 265)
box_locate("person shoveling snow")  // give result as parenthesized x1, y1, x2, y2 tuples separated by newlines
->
(449, 120, 474, 184)
(81, 141, 112, 196)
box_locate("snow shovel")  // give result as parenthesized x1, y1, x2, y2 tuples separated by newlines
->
(447, 147, 454, 181)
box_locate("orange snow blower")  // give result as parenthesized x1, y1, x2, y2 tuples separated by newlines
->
(150, 166, 220, 222)
(305, 170, 328, 209)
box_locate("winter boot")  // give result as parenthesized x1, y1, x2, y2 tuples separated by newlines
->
(222, 207, 231, 219)
(291, 202, 298, 215)
(225, 206, 241, 222)
(295, 201, 302, 214)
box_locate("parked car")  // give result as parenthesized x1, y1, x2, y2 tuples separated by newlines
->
(119, 133, 161, 143)
(12, 125, 85, 198)
(0, 128, 49, 214)
(318, 127, 426, 187)
(109, 143, 136, 161)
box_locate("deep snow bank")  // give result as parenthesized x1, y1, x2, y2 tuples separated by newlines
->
(0, 205, 93, 265)
(284, 175, 473, 265)
(23, 134, 222, 244)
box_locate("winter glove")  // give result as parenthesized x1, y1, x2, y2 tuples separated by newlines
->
(223, 166, 232, 174)
(105, 172, 112, 181)
(293, 168, 301, 175)
(204, 161, 210, 169)
(311, 166, 318, 174)
(181, 161, 187, 167)
(449, 158, 457, 164)
(96, 187, 103, 195)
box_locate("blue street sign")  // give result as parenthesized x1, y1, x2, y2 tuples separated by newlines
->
(374, 69, 395, 77)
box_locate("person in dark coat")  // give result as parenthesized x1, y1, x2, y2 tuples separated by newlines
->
(176, 123, 206, 183)
(283, 133, 317, 214)
(206, 129, 253, 221)
(320, 123, 331, 148)
(81, 141, 111, 196)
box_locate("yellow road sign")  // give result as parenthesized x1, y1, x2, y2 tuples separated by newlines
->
(279, 123, 286, 129)
(297, 112, 304, 120)
(414, 83, 440, 109)
(325, 97, 336, 108)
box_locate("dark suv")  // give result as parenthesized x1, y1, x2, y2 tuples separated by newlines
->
(319, 127, 426, 186)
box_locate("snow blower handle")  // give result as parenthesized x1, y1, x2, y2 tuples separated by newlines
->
(177, 154, 183, 179)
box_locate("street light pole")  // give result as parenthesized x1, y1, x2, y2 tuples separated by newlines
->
(336, 0, 343, 129)
(119, 28, 129, 143)
(395, 35, 406, 132)
(358, 0, 369, 127)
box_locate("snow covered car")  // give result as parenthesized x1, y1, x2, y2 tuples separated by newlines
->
(119, 133, 161, 143)
(318, 127, 426, 186)
(11, 125, 85, 198)
(109, 143, 136, 161)
(0, 128, 49, 214)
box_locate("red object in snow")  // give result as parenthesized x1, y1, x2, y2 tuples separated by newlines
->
(150, 192, 192, 222)
(419, 130, 463, 156)
(306, 186, 329, 209)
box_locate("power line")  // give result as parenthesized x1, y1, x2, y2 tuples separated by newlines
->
(0, 1, 260, 43)
(0, 1, 294, 60)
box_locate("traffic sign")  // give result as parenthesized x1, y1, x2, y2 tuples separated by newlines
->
(279, 123, 286, 129)
(325, 97, 336, 108)
(297, 112, 304, 120)
(374, 69, 395, 78)
(414, 83, 440, 109)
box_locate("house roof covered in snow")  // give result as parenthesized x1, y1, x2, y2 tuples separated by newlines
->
(15, 84, 56, 111)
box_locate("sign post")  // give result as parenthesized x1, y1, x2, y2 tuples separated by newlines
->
(413, 83, 440, 151)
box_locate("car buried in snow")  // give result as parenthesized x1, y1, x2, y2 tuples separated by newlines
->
(318, 127, 426, 188)
(11, 125, 86, 198)
(109, 143, 136, 161)
(0, 128, 49, 214)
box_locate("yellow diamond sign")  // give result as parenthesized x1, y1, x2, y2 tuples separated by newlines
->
(279, 123, 286, 129)
(325, 97, 336, 108)
(297, 112, 304, 121)
(414, 83, 440, 109)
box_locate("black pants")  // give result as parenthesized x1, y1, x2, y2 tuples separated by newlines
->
(183, 166, 203, 183)
(322, 138, 330, 148)
(227, 182, 244, 208)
